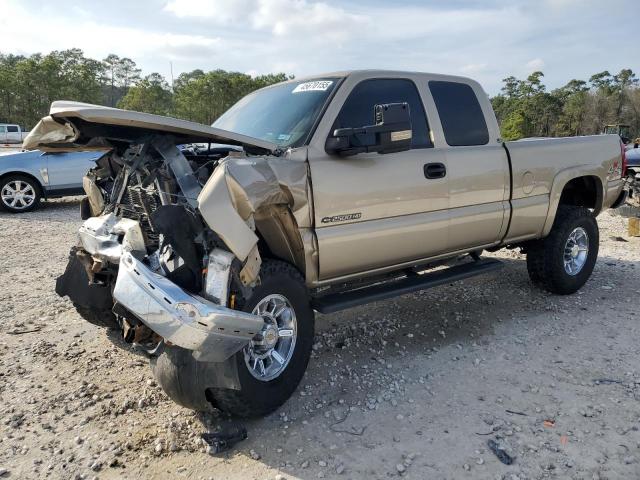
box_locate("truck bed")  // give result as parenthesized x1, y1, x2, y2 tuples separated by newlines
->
(503, 134, 624, 243)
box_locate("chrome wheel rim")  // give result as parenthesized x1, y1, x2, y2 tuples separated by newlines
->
(244, 294, 297, 381)
(563, 227, 589, 276)
(1, 180, 36, 210)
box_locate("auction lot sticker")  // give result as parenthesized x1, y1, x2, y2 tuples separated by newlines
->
(292, 80, 333, 93)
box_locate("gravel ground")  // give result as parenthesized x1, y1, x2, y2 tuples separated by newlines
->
(0, 198, 639, 480)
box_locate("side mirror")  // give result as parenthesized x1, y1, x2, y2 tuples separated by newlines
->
(326, 103, 412, 156)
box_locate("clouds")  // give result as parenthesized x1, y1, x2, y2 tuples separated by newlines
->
(0, 0, 634, 94)
(0, 2, 224, 63)
(526, 58, 545, 72)
(164, 0, 369, 41)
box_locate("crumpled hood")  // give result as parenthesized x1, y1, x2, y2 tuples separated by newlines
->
(23, 101, 279, 155)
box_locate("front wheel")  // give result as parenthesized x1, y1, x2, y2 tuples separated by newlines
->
(0, 175, 41, 213)
(526, 206, 599, 295)
(209, 260, 314, 417)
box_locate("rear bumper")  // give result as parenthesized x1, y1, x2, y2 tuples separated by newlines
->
(113, 252, 264, 362)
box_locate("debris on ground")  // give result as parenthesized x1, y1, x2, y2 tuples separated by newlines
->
(487, 439, 514, 465)
(201, 425, 248, 454)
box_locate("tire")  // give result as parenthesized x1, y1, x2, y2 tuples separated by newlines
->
(73, 303, 118, 329)
(208, 260, 314, 417)
(0, 174, 41, 213)
(526, 206, 599, 295)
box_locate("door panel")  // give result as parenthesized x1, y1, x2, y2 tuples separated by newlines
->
(444, 145, 509, 250)
(309, 76, 451, 281)
(311, 148, 448, 279)
(46, 152, 97, 189)
(427, 80, 510, 251)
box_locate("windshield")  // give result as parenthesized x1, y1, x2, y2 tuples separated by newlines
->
(212, 78, 338, 148)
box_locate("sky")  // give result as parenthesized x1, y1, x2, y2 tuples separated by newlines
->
(0, 0, 636, 94)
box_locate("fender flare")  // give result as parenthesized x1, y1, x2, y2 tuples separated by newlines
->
(542, 167, 604, 236)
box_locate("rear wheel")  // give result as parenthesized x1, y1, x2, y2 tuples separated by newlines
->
(526, 206, 599, 294)
(0, 175, 41, 213)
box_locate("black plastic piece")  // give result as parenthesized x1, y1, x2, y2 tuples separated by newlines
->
(312, 258, 503, 314)
(55, 247, 114, 310)
(201, 425, 248, 454)
(150, 205, 203, 291)
(487, 439, 514, 465)
(327, 102, 412, 156)
(80, 197, 92, 220)
(424, 162, 447, 179)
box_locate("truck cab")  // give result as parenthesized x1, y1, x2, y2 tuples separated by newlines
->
(0, 124, 27, 144)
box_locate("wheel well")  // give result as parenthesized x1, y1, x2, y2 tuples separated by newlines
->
(0, 171, 44, 197)
(559, 176, 603, 213)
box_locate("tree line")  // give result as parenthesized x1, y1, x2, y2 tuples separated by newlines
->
(1, 49, 638, 141)
(0, 49, 288, 129)
(491, 69, 640, 140)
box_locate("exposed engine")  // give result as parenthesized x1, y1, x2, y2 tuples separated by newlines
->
(57, 137, 265, 361)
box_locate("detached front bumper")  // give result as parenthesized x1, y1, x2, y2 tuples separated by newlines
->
(113, 252, 264, 362)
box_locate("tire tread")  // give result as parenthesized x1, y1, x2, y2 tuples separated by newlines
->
(526, 206, 598, 295)
(209, 259, 313, 418)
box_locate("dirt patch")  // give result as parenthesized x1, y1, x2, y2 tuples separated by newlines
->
(1, 199, 639, 479)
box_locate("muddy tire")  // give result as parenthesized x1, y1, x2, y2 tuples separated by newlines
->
(208, 260, 314, 417)
(526, 206, 599, 295)
(73, 303, 118, 329)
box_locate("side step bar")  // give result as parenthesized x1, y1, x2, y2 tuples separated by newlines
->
(312, 258, 504, 314)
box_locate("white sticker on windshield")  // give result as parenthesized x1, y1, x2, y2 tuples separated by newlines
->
(292, 80, 333, 93)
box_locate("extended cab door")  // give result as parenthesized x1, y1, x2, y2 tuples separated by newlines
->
(427, 80, 510, 251)
(308, 75, 449, 282)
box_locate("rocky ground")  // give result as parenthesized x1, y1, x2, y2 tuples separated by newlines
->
(0, 198, 639, 480)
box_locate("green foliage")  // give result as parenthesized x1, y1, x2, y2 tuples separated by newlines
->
(492, 68, 640, 140)
(172, 70, 290, 125)
(0, 49, 289, 130)
(0, 49, 106, 128)
(2, 48, 637, 141)
(118, 73, 173, 115)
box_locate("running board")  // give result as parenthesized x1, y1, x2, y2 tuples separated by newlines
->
(312, 258, 504, 314)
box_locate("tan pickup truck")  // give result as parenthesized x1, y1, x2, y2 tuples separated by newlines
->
(26, 70, 627, 417)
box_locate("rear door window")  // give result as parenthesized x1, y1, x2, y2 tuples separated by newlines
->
(6, 125, 19, 133)
(429, 81, 489, 146)
(334, 78, 432, 149)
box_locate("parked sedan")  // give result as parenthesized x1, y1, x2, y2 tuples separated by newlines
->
(0, 149, 106, 213)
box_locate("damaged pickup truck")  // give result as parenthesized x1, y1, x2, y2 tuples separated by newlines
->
(25, 70, 627, 417)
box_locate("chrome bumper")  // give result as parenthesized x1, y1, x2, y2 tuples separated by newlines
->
(78, 213, 146, 263)
(113, 252, 264, 362)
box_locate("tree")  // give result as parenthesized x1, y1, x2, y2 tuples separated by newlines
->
(118, 73, 172, 115)
(172, 70, 288, 124)
(4, 48, 636, 140)
(553, 80, 589, 136)
(101, 54, 142, 107)
(612, 69, 638, 118)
